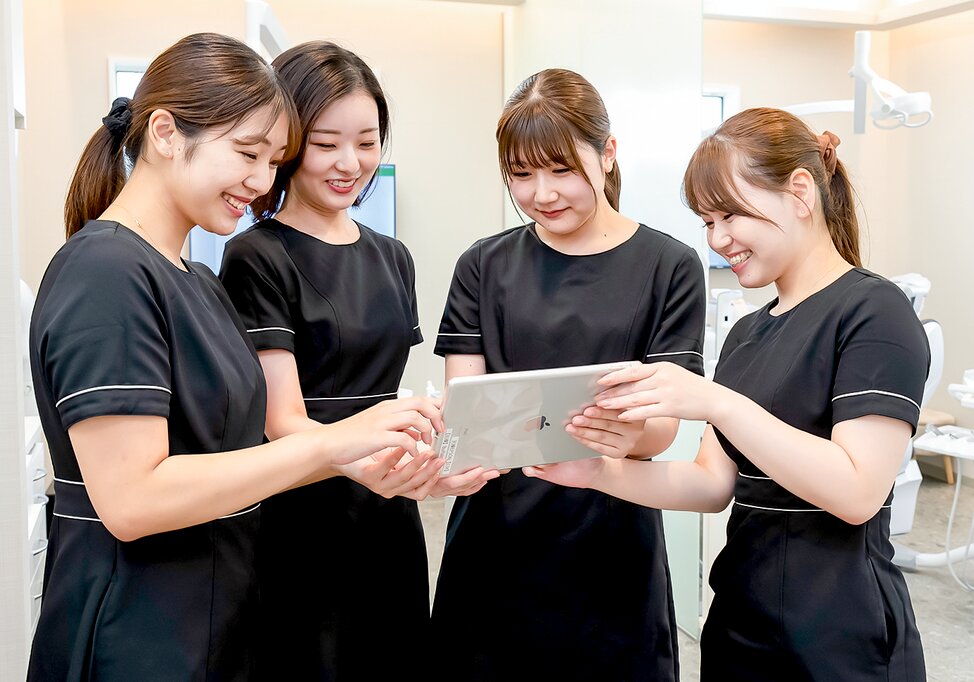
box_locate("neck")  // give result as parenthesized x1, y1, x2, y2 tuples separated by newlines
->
(276, 192, 358, 244)
(773, 225, 851, 313)
(101, 171, 193, 269)
(534, 201, 637, 256)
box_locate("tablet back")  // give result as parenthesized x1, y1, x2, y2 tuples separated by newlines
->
(435, 362, 633, 475)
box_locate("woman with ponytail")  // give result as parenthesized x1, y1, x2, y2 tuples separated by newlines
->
(431, 68, 706, 681)
(525, 107, 928, 680)
(28, 33, 441, 681)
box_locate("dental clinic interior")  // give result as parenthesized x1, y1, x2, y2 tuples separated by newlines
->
(1, 0, 974, 680)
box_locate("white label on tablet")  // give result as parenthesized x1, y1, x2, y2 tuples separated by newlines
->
(438, 429, 460, 473)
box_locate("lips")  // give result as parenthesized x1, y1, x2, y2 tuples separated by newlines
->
(222, 193, 251, 217)
(540, 208, 567, 219)
(326, 178, 359, 195)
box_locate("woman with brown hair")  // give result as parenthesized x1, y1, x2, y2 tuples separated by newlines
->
(28, 33, 441, 681)
(525, 107, 928, 680)
(218, 40, 479, 680)
(431, 68, 706, 680)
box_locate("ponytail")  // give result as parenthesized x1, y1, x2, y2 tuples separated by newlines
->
(603, 163, 621, 212)
(822, 159, 861, 267)
(64, 98, 130, 238)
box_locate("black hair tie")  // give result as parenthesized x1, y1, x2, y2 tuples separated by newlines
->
(102, 97, 133, 142)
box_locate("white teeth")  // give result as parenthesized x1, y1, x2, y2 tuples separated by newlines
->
(328, 179, 355, 188)
(728, 251, 752, 266)
(223, 194, 246, 210)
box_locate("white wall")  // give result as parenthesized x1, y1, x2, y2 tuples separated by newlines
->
(16, 0, 506, 394)
(503, 0, 707, 262)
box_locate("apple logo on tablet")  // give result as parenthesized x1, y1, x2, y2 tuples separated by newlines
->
(524, 415, 551, 431)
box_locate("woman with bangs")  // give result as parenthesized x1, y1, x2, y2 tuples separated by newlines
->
(28, 34, 440, 681)
(431, 68, 706, 681)
(219, 41, 467, 680)
(525, 108, 928, 680)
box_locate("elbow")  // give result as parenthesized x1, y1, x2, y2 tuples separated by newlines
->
(99, 505, 154, 542)
(831, 499, 887, 526)
(700, 490, 734, 514)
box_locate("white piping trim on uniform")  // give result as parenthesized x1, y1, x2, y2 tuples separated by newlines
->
(413, 324, 421, 330)
(247, 326, 295, 335)
(735, 501, 892, 513)
(304, 391, 397, 402)
(218, 503, 260, 520)
(645, 350, 705, 360)
(54, 477, 85, 486)
(53, 512, 103, 523)
(738, 473, 771, 480)
(437, 332, 481, 337)
(832, 390, 920, 412)
(56, 384, 172, 408)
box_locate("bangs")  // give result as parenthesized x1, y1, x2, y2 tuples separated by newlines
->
(262, 92, 302, 165)
(683, 136, 773, 224)
(497, 101, 585, 179)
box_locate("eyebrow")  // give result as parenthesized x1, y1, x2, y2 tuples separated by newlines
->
(310, 127, 379, 135)
(232, 135, 272, 146)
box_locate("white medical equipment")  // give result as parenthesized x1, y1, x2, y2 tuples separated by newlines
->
(784, 31, 933, 133)
(703, 289, 756, 378)
(894, 371, 974, 590)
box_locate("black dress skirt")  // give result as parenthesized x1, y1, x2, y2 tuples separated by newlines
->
(432, 223, 706, 681)
(28, 221, 267, 681)
(703, 268, 928, 682)
(219, 218, 427, 680)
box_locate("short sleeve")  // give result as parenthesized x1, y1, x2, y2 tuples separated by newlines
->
(644, 249, 706, 375)
(220, 234, 296, 353)
(434, 242, 483, 357)
(402, 244, 423, 347)
(831, 279, 929, 433)
(38, 243, 171, 430)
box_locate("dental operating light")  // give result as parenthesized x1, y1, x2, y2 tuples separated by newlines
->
(784, 31, 933, 133)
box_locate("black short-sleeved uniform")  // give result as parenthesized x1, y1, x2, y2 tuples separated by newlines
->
(432, 223, 706, 682)
(703, 268, 928, 682)
(27, 221, 267, 681)
(219, 218, 426, 680)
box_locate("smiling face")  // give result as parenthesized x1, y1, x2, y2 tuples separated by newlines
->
(285, 90, 382, 216)
(173, 106, 290, 235)
(699, 174, 807, 289)
(507, 141, 612, 237)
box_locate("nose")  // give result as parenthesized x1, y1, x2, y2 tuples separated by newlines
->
(534, 174, 558, 205)
(245, 162, 275, 196)
(708, 219, 733, 252)
(334, 144, 360, 175)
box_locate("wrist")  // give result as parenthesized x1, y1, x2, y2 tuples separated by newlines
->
(708, 384, 743, 429)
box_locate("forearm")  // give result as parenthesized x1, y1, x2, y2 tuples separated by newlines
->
(102, 431, 333, 540)
(628, 417, 679, 459)
(710, 390, 889, 523)
(592, 457, 732, 513)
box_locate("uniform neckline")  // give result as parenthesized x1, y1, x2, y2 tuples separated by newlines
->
(526, 222, 643, 258)
(270, 217, 364, 248)
(107, 221, 196, 276)
(764, 267, 859, 319)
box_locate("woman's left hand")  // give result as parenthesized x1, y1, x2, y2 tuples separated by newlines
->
(337, 446, 443, 500)
(595, 361, 726, 423)
(566, 406, 646, 458)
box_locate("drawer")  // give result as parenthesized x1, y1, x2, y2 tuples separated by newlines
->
(29, 554, 44, 630)
(25, 441, 46, 500)
(27, 493, 48, 540)
(30, 533, 49, 586)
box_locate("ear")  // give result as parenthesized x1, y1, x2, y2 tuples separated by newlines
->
(788, 167, 817, 218)
(146, 109, 179, 160)
(602, 135, 618, 174)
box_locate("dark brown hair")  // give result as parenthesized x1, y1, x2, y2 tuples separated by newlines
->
(64, 32, 300, 238)
(251, 41, 390, 220)
(683, 107, 861, 267)
(497, 68, 621, 211)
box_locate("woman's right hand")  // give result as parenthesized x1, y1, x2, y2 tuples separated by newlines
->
(315, 396, 445, 466)
(429, 466, 504, 497)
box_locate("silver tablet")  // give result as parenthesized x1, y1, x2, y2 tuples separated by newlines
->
(434, 361, 636, 476)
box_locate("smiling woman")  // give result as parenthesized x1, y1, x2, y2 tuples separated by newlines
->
(219, 41, 446, 681)
(28, 33, 442, 681)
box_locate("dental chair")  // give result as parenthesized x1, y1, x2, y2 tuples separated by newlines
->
(889, 318, 943, 536)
